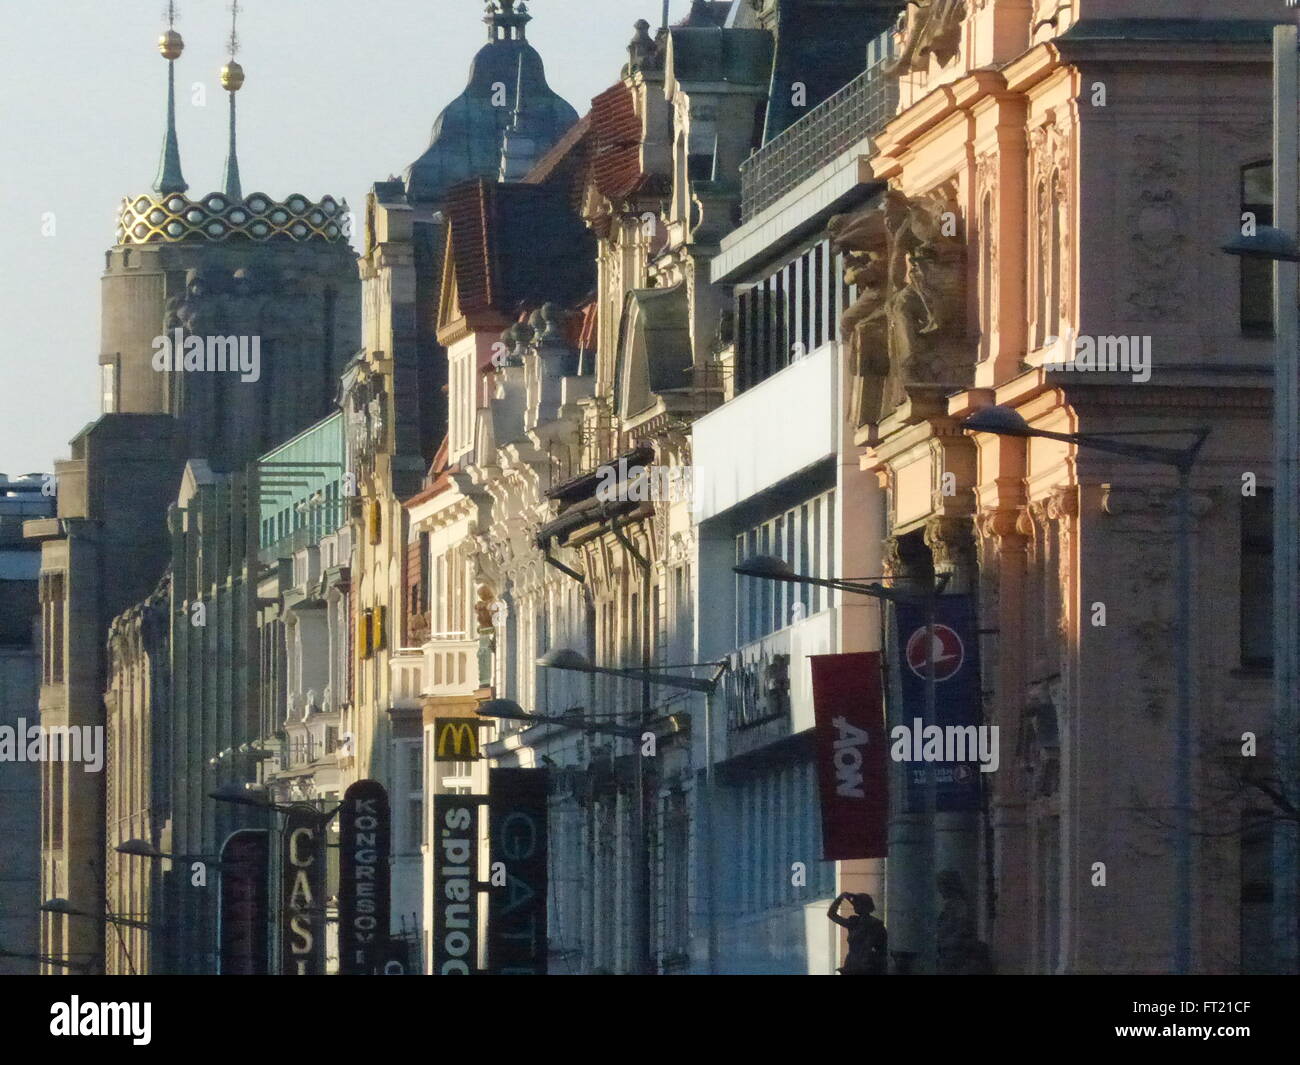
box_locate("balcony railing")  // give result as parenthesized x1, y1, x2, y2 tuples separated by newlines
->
(738, 30, 897, 222)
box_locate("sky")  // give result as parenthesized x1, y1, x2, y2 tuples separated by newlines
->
(0, 0, 703, 476)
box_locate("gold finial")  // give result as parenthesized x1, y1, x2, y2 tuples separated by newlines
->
(158, 3, 183, 60)
(220, 60, 244, 91)
(158, 29, 184, 60)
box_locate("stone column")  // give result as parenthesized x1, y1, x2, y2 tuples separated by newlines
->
(924, 514, 982, 953)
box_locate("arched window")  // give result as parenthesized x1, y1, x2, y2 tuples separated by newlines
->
(1048, 168, 1062, 343)
(979, 192, 993, 358)
(1033, 180, 1049, 348)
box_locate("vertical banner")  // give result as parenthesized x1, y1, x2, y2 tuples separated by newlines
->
(432, 794, 480, 975)
(810, 652, 888, 859)
(488, 768, 549, 975)
(281, 807, 326, 975)
(339, 780, 391, 975)
(893, 593, 983, 812)
(218, 828, 269, 975)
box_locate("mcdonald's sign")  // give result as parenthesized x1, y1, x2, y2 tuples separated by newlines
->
(434, 717, 481, 762)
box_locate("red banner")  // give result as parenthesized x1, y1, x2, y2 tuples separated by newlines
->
(810, 652, 887, 860)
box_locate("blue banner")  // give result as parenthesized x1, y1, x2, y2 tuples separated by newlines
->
(893, 593, 983, 813)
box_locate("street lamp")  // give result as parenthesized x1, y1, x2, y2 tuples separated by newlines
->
(535, 649, 727, 974)
(733, 555, 945, 974)
(41, 897, 152, 975)
(962, 403, 1209, 974)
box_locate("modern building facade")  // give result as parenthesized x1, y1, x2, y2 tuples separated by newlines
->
(0, 474, 55, 974)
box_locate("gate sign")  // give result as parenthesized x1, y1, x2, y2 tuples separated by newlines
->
(434, 718, 482, 762)
(339, 780, 391, 975)
(810, 652, 887, 860)
(488, 768, 549, 975)
(432, 794, 480, 975)
(894, 594, 983, 813)
(218, 828, 269, 975)
(281, 807, 326, 975)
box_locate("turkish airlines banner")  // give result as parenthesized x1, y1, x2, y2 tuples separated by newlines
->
(339, 780, 391, 975)
(810, 652, 887, 860)
(218, 828, 269, 975)
(894, 593, 983, 813)
(488, 768, 549, 975)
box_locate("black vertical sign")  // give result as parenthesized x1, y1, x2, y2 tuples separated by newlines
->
(432, 794, 480, 974)
(281, 807, 326, 975)
(339, 780, 391, 975)
(488, 768, 549, 975)
(218, 828, 269, 975)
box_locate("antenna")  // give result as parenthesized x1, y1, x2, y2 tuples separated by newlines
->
(227, 0, 242, 58)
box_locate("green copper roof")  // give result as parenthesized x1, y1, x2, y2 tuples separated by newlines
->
(405, 31, 578, 204)
(153, 60, 188, 196)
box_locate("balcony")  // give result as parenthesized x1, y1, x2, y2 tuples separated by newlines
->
(738, 31, 897, 223)
(422, 635, 482, 699)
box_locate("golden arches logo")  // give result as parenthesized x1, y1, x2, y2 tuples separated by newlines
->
(435, 719, 480, 761)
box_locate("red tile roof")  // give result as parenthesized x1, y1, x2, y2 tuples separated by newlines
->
(590, 82, 645, 202)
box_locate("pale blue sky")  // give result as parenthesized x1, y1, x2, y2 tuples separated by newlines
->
(0, 0, 699, 475)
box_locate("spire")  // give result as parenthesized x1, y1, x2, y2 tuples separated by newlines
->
(220, 1, 245, 200)
(498, 52, 538, 181)
(153, 2, 188, 195)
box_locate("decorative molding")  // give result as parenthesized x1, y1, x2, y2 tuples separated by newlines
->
(117, 190, 347, 245)
(1125, 134, 1188, 321)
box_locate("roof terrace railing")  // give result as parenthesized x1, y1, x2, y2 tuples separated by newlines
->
(738, 29, 898, 222)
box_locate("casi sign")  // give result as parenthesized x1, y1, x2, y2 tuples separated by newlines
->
(281, 807, 325, 975)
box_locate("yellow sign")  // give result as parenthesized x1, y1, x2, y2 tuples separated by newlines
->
(434, 718, 481, 761)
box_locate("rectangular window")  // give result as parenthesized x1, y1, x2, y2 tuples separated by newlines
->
(1241, 161, 1274, 335)
(1241, 488, 1273, 668)
(734, 487, 835, 645)
(1240, 810, 1274, 974)
(100, 362, 117, 413)
(40, 572, 65, 684)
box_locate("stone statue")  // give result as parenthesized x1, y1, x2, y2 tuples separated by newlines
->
(885, 0, 968, 77)
(936, 870, 992, 974)
(828, 188, 967, 426)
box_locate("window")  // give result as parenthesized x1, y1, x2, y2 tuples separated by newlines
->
(735, 488, 836, 645)
(1241, 488, 1273, 668)
(1241, 161, 1274, 334)
(100, 362, 117, 413)
(1240, 810, 1274, 973)
(736, 238, 847, 392)
(40, 572, 65, 684)
(49, 761, 64, 849)
(396, 739, 423, 854)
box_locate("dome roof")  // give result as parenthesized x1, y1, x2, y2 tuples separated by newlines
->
(405, 37, 578, 204)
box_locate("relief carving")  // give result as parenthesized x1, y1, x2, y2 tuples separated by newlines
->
(1126, 134, 1187, 321)
(885, 0, 968, 77)
(828, 187, 969, 427)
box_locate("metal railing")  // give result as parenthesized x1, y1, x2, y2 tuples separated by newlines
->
(739, 31, 897, 222)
